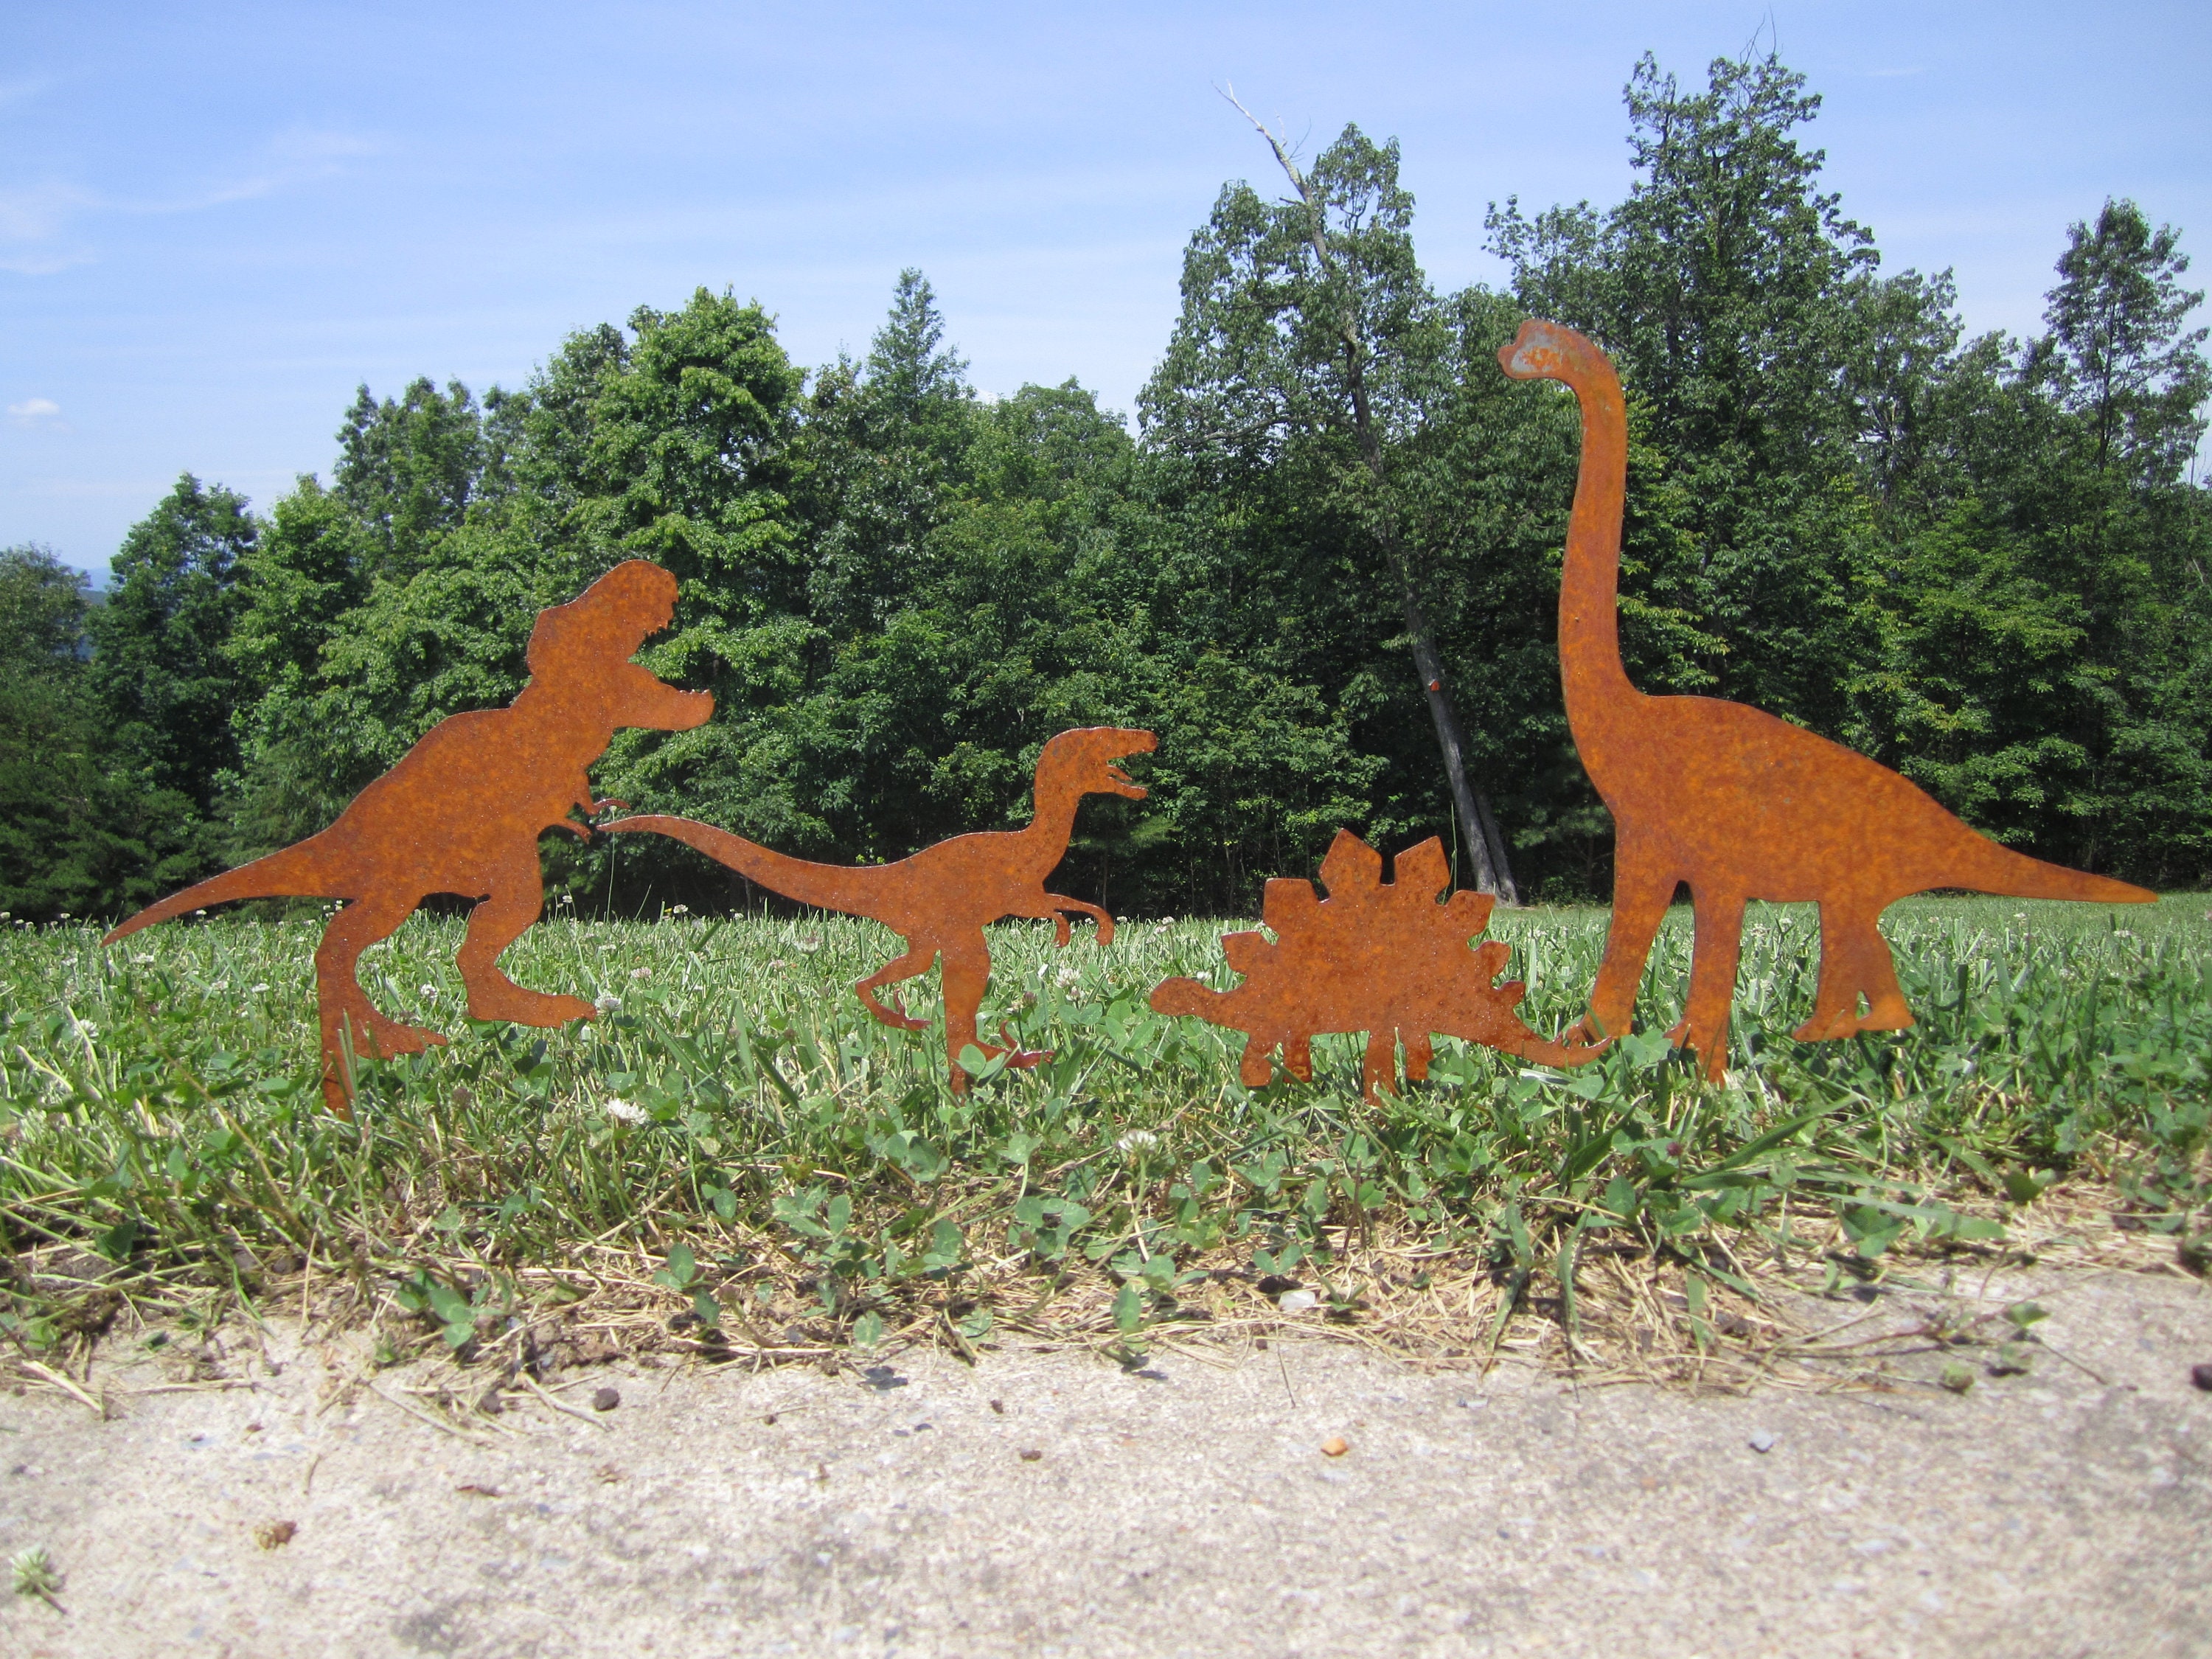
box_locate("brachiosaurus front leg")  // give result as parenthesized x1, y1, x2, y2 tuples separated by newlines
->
(1039, 894, 1115, 947)
(855, 940, 939, 1032)
(1573, 835, 1673, 1047)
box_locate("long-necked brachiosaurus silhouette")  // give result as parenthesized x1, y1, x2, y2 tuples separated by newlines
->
(607, 728, 1156, 1091)
(1498, 319, 2154, 1079)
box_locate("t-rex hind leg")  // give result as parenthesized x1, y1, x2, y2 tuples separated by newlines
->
(459, 858, 597, 1028)
(314, 889, 445, 1116)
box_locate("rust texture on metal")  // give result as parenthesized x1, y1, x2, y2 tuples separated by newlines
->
(1498, 319, 2155, 1079)
(102, 560, 713, 1115)
(605, 728, 1157, 1092)
(1148, 829, 1599, 1105)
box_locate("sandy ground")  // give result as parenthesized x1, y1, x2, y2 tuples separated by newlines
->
(1, 1265, 2206, 1659)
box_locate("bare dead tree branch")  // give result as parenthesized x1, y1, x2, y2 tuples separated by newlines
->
(1216, 84, 1519, 901)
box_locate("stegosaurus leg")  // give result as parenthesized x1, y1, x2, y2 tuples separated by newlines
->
(1239, 1036, 1275, 1088)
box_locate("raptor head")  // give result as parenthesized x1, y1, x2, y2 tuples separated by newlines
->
(1037, 726, 1157, 801)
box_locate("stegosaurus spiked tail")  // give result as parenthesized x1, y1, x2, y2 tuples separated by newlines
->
(1148, 830, 1604, 1103)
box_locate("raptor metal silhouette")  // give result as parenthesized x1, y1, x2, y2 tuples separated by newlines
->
(606, 727, 1156, 1092)
(103, 560, 712, 1114)
(1499, 319, 2154, 1078)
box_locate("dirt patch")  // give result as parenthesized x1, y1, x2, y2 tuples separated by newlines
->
(1, 1263, 2206, 1657)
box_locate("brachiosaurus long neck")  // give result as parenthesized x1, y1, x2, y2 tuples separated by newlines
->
(1556, 340, 1643, 750)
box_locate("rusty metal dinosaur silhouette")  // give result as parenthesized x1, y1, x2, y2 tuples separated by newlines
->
(605, 728, 1156, 1092)
(1149, 829, 1598, 1103)
(103, 560, 712, 1115)
(1499, 319, 2155, 1079)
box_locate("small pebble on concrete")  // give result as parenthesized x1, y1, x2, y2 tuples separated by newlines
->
(1748, 1431, 1778, 1453)
(593, 1386, 622, 1412)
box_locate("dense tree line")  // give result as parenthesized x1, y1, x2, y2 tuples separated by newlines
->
(4, 51, 2207, 922)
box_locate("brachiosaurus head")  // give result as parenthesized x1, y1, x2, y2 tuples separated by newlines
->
(1498, 318, 1596, 383)
(1036, 727, 1157, 801)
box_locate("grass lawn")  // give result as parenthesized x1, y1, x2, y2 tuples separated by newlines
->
(3, 894, 2206, 1377)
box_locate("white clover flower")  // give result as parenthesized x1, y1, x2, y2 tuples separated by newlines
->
(72, 1019, 98, 1040)
(1056, 966, 1081, 989)
(629, 966, 653, 981)
(251, 982, 271, 994)
(1116, 1130, 1159, 1154)
(132, 953, 154, 964)
(418, 983, 437, 1000)
(603, 1098, 647, 1124)
(594, 993, 622, 1016)
(796, 936, 823, 954)
(2113, 930, 2135, 939)
(669, 904, 689, 917)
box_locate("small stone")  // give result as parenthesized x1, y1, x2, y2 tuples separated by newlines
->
(1748, 1430, 1778, 1453)
(1278, 1289, 1320, 1315)
(988, 1399, 1004, 1415)
(1321, 1436, 1350, 1458)
(2191, 1363, 2212, 1392)
(254, 1519, 297, 1549)
(591, 1385, 621, 1412)
(1018, 1448, 1043, 1462)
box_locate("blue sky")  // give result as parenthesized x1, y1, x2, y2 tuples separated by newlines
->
(5, 1, 2208, 577)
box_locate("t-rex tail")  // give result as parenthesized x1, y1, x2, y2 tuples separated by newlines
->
(1941, 832, 2155, 908)
(603, 815, 880, 917)
(103, 838, 347, 945)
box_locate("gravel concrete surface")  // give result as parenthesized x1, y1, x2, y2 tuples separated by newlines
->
(1, 1267, 2206, 1658)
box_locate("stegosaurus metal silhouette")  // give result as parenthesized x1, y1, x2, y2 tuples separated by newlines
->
(1149, 830, 1601, 1102)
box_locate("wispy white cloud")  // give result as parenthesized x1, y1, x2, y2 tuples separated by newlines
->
(0, 126, 387, 274)
(0, 76, 54, 110)
(8, 398, 60, 419)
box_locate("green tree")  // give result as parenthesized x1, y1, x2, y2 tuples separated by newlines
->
(89, 475, 255, 820)
(1866, 201, 2212, 882)
(1144, 109, 1520, 899)
(1487, 51, 1888, 735)
(0, 546, 201, 919)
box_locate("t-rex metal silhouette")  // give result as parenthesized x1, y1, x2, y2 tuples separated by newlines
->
(1150, 830, 1597, 1104)
(605, 727, 1157, 1091)
(103, 560, 712, 1114)
(1498, 319, 2154, 1079)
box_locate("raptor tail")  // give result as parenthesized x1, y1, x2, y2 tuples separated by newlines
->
(602, 815, 882, 915)
(103, 838, 345, 945)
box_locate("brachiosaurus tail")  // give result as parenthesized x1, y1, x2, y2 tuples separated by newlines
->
(1939, 831, 2155, 907)
(103, 838, 347, 945)
(602, 815, 881, 917)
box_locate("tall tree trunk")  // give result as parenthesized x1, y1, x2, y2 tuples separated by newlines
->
(1227, 91, 1520, 902)
(1393, 559, 1517, 901)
